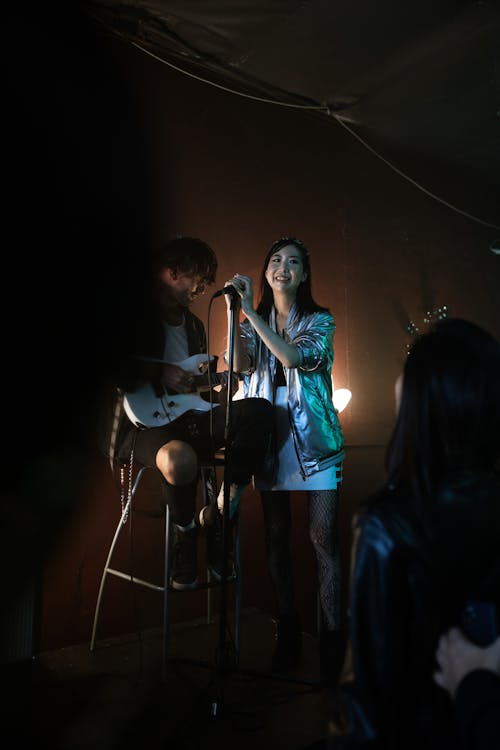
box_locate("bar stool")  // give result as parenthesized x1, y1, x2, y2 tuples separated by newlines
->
(89, 451, 241, 681)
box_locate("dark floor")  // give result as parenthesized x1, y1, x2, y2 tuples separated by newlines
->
(3, 608, 330, 750)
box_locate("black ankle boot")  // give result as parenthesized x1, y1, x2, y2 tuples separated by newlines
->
(272, 612, 302, 672)
(319, 629, 347, 690)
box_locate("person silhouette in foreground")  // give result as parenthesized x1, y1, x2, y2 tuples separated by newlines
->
(326, 317, 500, 749)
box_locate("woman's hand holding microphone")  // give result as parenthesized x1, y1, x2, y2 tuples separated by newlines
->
(224, 274, 254, 315)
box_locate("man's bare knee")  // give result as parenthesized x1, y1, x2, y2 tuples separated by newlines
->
(156, 440, 198, 485)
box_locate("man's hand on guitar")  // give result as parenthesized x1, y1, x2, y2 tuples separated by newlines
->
(161, 363, 196, 394)
(124, 355, 227, 428)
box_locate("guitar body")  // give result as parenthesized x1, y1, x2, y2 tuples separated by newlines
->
(123, 354, 221, 428)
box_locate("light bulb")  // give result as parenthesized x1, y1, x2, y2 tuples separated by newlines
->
(333, 388, 352, 413)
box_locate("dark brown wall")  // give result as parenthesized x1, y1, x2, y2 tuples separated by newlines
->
(31, 31, 500, 651)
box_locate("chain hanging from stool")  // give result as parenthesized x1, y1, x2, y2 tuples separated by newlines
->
(119, 447, 134, 524)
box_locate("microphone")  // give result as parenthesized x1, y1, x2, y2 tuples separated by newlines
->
(212, 284, 239, 299)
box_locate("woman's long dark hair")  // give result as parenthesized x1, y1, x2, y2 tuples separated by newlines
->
(255, 236, 329, 319)
(386, 317, 500, 524)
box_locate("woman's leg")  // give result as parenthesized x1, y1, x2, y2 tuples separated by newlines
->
(308, 488, 346, 688)
(307, 489, 342, 631)
(261, 490, 302, 670)
(261, 490, 295, 616)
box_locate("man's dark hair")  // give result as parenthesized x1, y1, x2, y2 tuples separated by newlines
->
(154, 236, 217, 285)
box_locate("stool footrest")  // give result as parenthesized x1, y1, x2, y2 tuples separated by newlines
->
(106, 567, 164, 592)
(106, 566, 238, 592)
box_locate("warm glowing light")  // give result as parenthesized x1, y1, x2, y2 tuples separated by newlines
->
(332, 388, 352, 413)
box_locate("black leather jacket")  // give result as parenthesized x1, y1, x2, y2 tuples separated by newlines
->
(330, 472, 500, 750)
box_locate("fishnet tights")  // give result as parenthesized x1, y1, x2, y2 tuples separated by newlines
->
(260, 488, 341, 631)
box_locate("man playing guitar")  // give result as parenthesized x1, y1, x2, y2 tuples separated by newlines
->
(99, 236, 272, 590)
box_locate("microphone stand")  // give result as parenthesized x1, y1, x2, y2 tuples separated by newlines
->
(210, 287, 238, 718)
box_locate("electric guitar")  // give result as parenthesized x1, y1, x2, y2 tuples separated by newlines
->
(123, 353, 227, 428)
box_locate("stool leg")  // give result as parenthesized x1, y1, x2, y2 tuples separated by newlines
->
(90, 466, 147, 652)
(162, 504, 171, 681)
(90, 499, 131, 651)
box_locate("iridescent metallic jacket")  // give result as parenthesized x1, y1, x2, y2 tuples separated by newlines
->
(237, 304, 344, 479)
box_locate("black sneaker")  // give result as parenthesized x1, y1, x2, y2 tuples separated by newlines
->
(170, 526, 198, 591)
(205, 514, 236, 582)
